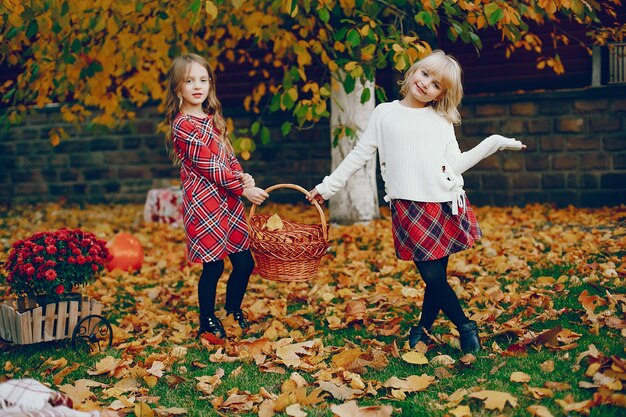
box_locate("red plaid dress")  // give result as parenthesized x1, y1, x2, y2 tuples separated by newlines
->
(172, 113, 249, 263)
(391, 196, 482, 261)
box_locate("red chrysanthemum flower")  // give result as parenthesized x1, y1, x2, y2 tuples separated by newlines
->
(3, 229, 111, 299)
(44, 269, 57, 281)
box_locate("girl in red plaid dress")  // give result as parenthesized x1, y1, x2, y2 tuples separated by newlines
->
(165, 54, 269, 339)
(309, 50, 525, 353)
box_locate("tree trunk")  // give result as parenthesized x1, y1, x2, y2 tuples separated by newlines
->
(328, 72, 379, 224)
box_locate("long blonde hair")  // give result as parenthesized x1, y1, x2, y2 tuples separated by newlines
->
(398, 50, 463, 125)
(164, 54, 233, 163)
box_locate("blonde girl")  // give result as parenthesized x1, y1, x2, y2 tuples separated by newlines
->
(309, 50, 525, 353)
(165, 54, 268, 339)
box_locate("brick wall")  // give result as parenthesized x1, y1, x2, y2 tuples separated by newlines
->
(1, 86, 625, 207)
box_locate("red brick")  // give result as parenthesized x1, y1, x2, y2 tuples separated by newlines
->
(574, 99, 609, 113)
(511, 102, 538, 116)
(580, 153, 610, 169)
(552, 154, 578, 170)
(540, 136, 565, 151)
(512, 174, 541, 189)
(567, 137, 601, 151)
(557, 118, 585, 133)
(501, 120, 526, 135)
(589, 117, 622, 132)
(475, 157, 500, 170)
(475, 104, 506, 117)
(542, 173, 566, 189)
(604, 137, 626, 151)
(503, 155, 524, 171)
(528, 119, 552, 134)
(526, 154, 549, 171)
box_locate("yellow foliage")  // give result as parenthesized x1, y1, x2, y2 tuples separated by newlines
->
(1, 0, 619, 160)
(205, 1, 218, 20)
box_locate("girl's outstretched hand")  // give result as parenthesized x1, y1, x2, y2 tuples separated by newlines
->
(241, 173, 255, 188)
(243, 187, 269, 205)
(307, 188, 325, 205)
(488, 134, 526, 151)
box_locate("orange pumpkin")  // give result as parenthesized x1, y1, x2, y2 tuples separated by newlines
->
(107, 233, 144, 272)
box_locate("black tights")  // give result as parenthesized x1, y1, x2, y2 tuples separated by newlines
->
(198, 250, 254, 317)
(415, 256, 469, 329)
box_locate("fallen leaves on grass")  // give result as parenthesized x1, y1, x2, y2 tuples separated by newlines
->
(0, 202, 624, 415)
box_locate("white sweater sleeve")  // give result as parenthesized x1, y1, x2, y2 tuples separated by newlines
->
(315, 109, 380, 200)
(447, 132, 524, 175)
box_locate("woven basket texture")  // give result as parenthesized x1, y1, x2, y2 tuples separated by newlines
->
(249, 214, 328, 282)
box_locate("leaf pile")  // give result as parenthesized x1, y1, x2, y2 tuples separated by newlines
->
(0, 202, 624, 417)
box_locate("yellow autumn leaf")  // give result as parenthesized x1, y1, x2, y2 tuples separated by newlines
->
(469, 390, 518, 411)
(391, 389, 406, 400)
(318, 380, 362, 400)
(265, 213, 284, 231)
(134, 403, 155, 417)
(526, 386, 554, 399)
(88, 356, 125, 376)
(285, 403, 306, 417)
(527, 404, 555, 417)
(276, 340, 317, 368)
(540, 360, 555, 372)
(383, 374, 434, 392)
(511, 371, 531, 383)
(58, 379, 106, 406)
(332, 348, 363, 368)
(49, 131, 61, 146)
(401, 351, 429, 365)
(344, 61, 358, 71)
(205, 0, 218, 20)
(449, 405, 471, 417)
(330, 400, 393, 417)
(143, 375, 158, 388)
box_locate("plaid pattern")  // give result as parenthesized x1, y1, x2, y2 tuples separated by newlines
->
(172, 114, 249, 263)
(391, 197, 482, 261)
(0, 378, 98, 416)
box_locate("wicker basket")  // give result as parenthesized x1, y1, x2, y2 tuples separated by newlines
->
(248, 183, 329, 282)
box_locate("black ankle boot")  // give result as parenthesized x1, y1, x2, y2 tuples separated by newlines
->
(198, 315, 225, 339)
(408, 326, 431, 348)
(458, 320, 481, 353)
(227, 310, 250, 330)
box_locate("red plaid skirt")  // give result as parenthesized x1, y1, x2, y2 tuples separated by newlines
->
(391, 197, 482, 261)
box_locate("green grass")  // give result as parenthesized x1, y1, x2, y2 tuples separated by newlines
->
(1, 203, 624, 417)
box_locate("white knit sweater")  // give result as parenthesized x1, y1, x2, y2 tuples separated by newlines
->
(316, 100, 523, 214)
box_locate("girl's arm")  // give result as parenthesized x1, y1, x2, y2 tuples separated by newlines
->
(173, 119, 244, 195)
(315, 109, 381, 200)
(228, 152, 243, 173)
(446, 125, 525, 175)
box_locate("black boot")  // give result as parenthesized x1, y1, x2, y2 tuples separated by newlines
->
(227, 310, 250, 331)
(458, 320, 481, 353)
(198, 315, 226, 339)
(408, 326, 431, 348)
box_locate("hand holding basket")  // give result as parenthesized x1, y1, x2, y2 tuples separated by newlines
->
(248, 184, 329, 282)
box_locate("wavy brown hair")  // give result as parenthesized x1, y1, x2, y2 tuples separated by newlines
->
(398, 50, 463, 125)
(164, 54, 233, 164)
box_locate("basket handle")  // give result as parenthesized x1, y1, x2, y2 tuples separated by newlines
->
(248, 183, 328, 241)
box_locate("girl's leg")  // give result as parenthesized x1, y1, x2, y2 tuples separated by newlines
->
(198, 260, 226, 337)
(199, 260, 225, 317)
(224, 250, 254, 329)
(414, 256, 469, 328)
(417, 255, 447, 330)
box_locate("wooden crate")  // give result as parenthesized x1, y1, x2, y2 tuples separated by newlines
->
(0, 296, 104, 345)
